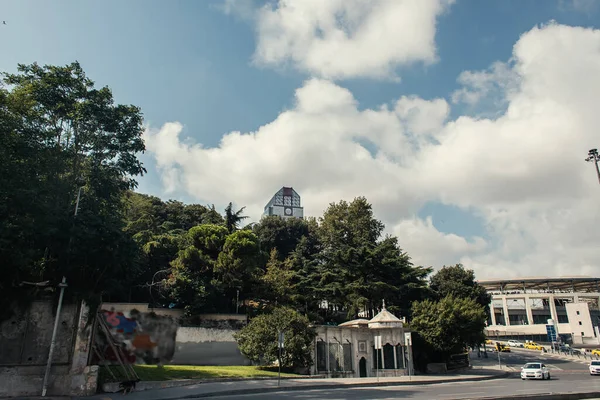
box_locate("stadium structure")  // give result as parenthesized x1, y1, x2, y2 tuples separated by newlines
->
(479, 276, 600, 344)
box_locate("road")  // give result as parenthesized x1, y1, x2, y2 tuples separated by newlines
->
(207, 349, 599, 399)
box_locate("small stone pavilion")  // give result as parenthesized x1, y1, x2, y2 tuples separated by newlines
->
(311, 301, 411, 378)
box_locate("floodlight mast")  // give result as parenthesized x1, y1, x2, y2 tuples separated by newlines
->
(585, 148, 600, 185)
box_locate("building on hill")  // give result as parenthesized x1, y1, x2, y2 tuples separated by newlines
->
(263, 186, 304, 219)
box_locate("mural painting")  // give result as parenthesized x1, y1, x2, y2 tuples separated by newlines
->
(95, 309, 178, 365)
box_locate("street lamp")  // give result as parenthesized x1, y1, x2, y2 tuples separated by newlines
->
(585, 148, 600, 185)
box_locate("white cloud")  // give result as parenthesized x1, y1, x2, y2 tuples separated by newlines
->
(559, 0, 599, 13)
(251, 0, 454, 80)
(451, 61, 519, 106)
(391, 217, 488, 268)
(144, 22, 600, 279)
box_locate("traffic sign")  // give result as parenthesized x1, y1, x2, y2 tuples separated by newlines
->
(278, 331, 284, 348)
(374, 335, 382, 350)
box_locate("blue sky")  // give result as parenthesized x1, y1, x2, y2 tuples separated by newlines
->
(2, 0, 600, 275)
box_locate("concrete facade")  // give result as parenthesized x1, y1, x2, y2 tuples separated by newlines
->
(0, 300, 97, 397)
(480, 277, 600, 343)
(172, 327, 250, 366)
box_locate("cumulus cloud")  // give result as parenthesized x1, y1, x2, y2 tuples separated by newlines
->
(251, 0, 455, 80)
(144, 22, 600, 279)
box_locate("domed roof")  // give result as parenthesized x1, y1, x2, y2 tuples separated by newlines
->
(368, 300, 403, 329)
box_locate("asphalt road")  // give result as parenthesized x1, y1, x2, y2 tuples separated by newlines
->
(209, 349, 599, 400)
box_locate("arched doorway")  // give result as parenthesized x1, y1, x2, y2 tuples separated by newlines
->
(359, 357, 367, 377)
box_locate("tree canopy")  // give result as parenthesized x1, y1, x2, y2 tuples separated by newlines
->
(411, 295, 487, 360)
(234, 307, 316, 368)
(0, 62, 146, 313)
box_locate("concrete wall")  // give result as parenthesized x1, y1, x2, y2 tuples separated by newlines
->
(99, 304, 250, 366)
(0, 301, 78, 366)
(101, 302, 184, 319)
(172, 327, 250, 366)
(0, 301, 97, 397)
(566, 303, 595, 341)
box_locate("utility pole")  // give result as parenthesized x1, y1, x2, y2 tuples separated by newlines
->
(41, 277, 68, 396)
(277, 331, 284, 386)
(585, 148, 600, 185)
(497, 346, 501, 369)
(42, 183, 83, 396)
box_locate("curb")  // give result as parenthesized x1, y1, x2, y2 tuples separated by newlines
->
(474, 391, 600, 400)
(100, 374, 328, 393)
(168, 371, 512, 399)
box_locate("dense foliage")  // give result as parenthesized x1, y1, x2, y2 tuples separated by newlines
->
(0, 62, 145, 314)
(234, 307, 316, 368)
(1, 62, 489, 364)
(411, 295, 487, 359)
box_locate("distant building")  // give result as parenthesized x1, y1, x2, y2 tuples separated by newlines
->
(263, 187, 304, 219)
(479, 276, 600, 345)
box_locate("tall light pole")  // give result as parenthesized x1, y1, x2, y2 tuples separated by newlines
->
(585, 148, 600, 185)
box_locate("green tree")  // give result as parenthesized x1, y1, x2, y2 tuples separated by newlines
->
(234, 307, 316, 368)
(215, 229, 261, 302)
(261, 249, 295, 305)
(0, 61, 146, 312)
(429, 264, 491, 312)
(168, 246, 212, 314)
(252, 216, 314, 260)
(167, 224, 261, 314)
(317, 197, 430, 321)
(224, 202, 248, 233)
(411, 295, 487, 360)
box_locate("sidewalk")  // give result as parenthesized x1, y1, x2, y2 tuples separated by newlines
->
(76, 367, 509, 400)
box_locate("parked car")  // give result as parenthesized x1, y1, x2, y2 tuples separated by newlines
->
(592, 349, 600, 356)
(590, 360, 600, 376)
(508, 340, 524, 348)
(521, 362, 551, 380)
(524, 342, 544, 351)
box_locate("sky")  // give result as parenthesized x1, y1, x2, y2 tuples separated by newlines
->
(2, 0, 600, 279)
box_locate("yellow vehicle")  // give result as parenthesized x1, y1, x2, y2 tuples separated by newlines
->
(495, 342, 511, 352)
(486, 339, 494, 345)
(524, 342, 544, 350)
(592, 349, 600, 356)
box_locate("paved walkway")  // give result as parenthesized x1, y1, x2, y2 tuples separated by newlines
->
(80, 367, 508, 400)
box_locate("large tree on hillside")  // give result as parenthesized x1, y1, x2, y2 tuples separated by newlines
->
(317, 197, 430, 321)
(0, 61, 146, 313)
(429, 264, 491, 310)
(252, 216, 316, 260)
(167, 224, 261, 314)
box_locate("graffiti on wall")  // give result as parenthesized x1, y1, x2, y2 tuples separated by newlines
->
(96, 309, 178, 365)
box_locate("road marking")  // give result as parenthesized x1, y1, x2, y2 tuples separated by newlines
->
(546, 364, 563, 370)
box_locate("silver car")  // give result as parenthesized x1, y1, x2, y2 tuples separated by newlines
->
(521, 362, 551, 380)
